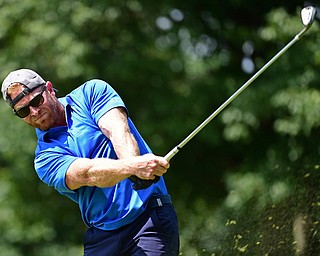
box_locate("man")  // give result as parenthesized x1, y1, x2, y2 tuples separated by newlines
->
(1, 69, 179, 255)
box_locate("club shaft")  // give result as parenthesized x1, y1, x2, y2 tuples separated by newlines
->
(164, 26, 310, 161)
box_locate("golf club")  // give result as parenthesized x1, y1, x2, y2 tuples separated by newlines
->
(164, 6, 317, 161)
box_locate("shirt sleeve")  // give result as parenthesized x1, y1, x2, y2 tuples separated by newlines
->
(80, 79, 127, 124)
(34, 133, 78, 200)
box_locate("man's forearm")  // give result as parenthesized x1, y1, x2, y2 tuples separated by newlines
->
(65, 158, 131, 190)
(65, 154, 169, 190)
(98, 107, 140, 159)
(112, 132, 140, 159)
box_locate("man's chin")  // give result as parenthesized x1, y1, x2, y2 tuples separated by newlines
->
(28, 119, 50, 130)
(28, 122, 47, 130)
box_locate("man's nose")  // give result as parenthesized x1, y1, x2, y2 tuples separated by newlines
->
(29, 106, 40, 116)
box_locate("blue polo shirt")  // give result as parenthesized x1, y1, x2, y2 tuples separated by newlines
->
(34, 79, 168, 231)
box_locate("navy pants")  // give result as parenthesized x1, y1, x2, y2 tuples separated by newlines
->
(83, 195, 180, 256)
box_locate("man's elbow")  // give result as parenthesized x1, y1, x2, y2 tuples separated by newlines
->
(65, 158, 93, 190)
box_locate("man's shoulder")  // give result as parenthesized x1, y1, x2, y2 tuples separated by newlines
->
(83, 79, 107, 86)
(80, 79, 108, 89)
(67, 79, 111, 97)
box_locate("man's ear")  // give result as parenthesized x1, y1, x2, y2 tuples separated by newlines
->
(46, 81, 55, 95)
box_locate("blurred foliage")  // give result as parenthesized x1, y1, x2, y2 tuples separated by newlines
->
(0, 0, 320, 255)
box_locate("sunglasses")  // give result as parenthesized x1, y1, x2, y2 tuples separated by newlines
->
(13, 86, 47, 118)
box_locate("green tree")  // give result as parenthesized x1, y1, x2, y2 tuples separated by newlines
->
(0, 0, 319, 255)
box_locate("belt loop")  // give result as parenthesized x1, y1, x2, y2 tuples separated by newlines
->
(147, 194, 172, 209)
(157, 198, 163, 206)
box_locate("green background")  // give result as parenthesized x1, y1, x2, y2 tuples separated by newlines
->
(0, 0, 320, 255)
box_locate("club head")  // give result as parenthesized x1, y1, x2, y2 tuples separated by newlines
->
(301, 6, 317, 27)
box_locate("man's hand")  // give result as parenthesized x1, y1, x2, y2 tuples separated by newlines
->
(130, 154, 169, 179)
(129, 154, 170, 190)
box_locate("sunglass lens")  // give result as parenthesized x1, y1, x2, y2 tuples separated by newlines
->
(15, 107, 30, 118)
(29, 94, 44, 107)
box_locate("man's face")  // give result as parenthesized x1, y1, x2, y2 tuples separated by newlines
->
(9, 83, 61, 130)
